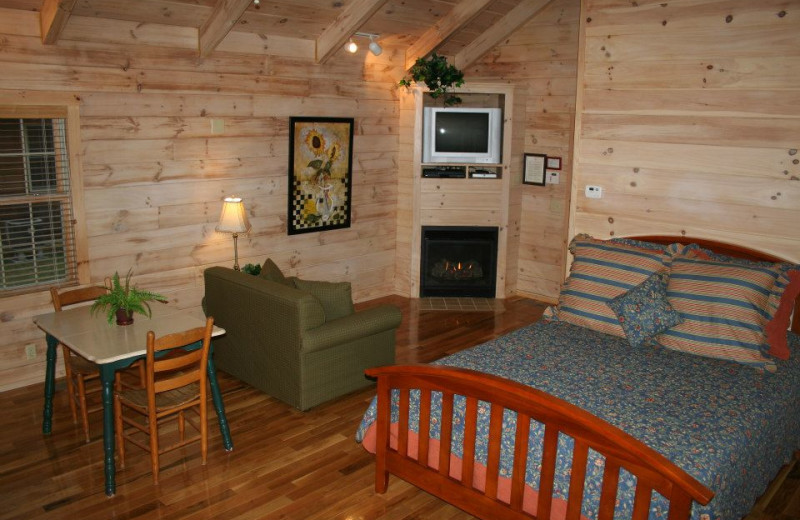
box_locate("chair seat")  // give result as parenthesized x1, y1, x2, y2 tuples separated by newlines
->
(69, 353, 98, 375)
(118, 383, 200, 410)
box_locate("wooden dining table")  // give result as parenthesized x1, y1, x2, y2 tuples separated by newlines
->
(33, 304, 234, 496)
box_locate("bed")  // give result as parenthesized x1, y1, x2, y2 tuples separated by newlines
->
(355, 236, 800, 520)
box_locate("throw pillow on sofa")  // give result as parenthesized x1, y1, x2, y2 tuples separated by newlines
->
(293, 278, 355, 321)
(259, 258, 294, 287)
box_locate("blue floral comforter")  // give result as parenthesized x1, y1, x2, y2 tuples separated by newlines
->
(356, 320, 800, 520)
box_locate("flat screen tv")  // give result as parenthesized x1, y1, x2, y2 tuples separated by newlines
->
(422, 107, 502, 164)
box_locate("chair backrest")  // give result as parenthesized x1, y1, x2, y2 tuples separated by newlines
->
(50, 277, 112, 311)
(145, 317, 214, 399)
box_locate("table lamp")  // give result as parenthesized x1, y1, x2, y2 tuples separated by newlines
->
(216, 196, 250, 271)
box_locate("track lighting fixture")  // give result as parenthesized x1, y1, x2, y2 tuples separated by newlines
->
(345, 32, 382, 56)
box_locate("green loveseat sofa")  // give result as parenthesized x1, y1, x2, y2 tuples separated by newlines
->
(203, 266, 402, 411)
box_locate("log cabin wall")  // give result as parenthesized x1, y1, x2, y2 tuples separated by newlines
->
(571, 0, 800, 262)
(0, 8, 402, 391)
(467, 0, 580, 302)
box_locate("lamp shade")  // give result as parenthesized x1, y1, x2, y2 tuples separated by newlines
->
(216, 197, 250, 234)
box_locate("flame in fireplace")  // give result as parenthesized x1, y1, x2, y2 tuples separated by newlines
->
(433, 259, 483, 280)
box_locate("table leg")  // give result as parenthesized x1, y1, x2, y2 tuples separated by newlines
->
(99, 364, 117, 497)
(42, 334, 59, 435)
(207, 357, 233, 451)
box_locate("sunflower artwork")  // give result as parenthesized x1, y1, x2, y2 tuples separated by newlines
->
(288, 117, 354, 235)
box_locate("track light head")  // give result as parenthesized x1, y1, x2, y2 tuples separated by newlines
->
(368, 35, 382, 56)
(345, 38, 358, 53)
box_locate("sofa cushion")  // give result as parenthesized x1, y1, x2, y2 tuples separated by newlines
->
(259, 258, 293, 287)
(293, 278, 355, 321)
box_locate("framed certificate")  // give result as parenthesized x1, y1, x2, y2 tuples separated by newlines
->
(546, 156, 562, 170)
(523, 153, 546, 186)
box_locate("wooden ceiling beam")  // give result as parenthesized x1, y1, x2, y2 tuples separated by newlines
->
(454, 0, 555, 70)
(404, 0, 492, 72)
(315, 0, 389, 64)
(198, 0, 253, 58)
(40, 0, 77, 44)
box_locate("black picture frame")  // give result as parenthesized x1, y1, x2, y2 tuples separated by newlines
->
(288, 117, 354, 235)
(523, 153, 547, 186)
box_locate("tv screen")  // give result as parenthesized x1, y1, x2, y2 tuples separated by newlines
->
(434, 112, 490, 154)
(422, 107, 502, 164)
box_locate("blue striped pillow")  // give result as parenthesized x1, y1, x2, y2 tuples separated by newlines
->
(556, 236, 676, 338)
(655, 255, 781, 370)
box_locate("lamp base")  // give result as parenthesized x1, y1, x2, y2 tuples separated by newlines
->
(232, 233, 240, 271)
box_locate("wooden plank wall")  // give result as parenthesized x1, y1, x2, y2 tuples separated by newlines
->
(572, 0, 800, 261)
(0, 9, 402, 391)
(467, 0, 580, 302)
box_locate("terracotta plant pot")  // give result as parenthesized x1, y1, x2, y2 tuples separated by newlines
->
(115, 309, 134, 325)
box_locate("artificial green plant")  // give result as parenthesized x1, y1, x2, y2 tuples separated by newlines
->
(398, 53, 465, 107)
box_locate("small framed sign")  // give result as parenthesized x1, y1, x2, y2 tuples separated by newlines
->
(523, 153, 547, 186)
(546, 156, 562, 170)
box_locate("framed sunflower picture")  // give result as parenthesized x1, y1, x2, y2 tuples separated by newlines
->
(288, 117, 354, 235)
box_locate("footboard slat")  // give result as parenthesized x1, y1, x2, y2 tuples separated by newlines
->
(485, 404, 504, 499)
(418, 388, 431, 465)
(366, 365, 714, 520)
(510, 413, 531, 511)
(537, 425, 559, 520)
(598, 460, 621, 520)
(632, 483, 653, 520)
(462, 396, 478, 487)
(566, 440, 589, 520)
(398, 388, 409, 457)
(439, 391, 454, 477)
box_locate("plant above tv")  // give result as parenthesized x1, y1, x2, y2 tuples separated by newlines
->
(399, 54, 465, 107)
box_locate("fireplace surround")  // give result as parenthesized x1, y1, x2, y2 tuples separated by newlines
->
(420, 226, 498, 298)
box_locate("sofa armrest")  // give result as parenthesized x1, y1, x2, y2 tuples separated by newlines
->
(301, 304, 402, 353)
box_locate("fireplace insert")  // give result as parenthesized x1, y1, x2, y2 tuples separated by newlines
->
(420, 226, 498, 298)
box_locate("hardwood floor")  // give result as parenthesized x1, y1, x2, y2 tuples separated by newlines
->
(0, 295, 797, 520)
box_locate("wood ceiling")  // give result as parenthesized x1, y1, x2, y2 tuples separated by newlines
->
(0, 0, 555, 70)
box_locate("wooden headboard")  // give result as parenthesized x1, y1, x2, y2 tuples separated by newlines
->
(629, 235, 800, 334)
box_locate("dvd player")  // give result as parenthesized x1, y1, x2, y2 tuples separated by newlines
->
(422, 166, 466, 178)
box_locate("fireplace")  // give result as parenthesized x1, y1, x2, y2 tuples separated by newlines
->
(420, 226, 498, 298)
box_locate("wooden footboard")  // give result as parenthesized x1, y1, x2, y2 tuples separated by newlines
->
(366, 365, 714, 520)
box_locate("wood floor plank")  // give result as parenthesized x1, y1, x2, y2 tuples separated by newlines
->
(0, 295, 796, 520)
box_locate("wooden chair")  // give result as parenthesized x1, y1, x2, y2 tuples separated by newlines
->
(50, 279, 146, 442)
(114, 317, 214, 484)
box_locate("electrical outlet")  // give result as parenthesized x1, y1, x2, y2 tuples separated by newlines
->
(25, 343, 37, 360)
(585, 185, 603, 199)
(210, 118, 224, 134)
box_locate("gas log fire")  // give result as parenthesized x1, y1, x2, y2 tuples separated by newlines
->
(420, 226, 498, 298)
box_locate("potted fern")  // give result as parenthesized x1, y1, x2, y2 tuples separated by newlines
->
(399, 53, 465, 107)
(91, 270, 167, 325)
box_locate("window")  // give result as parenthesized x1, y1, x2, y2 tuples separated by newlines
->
(0, 115, 78, 292)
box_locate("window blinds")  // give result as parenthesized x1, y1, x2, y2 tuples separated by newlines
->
(0, 117, 77, 291)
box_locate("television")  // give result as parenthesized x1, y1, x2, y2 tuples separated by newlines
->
(422, 107, 502, 164)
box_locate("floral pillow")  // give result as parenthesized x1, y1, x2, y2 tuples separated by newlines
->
(607, 270, 683, 348)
